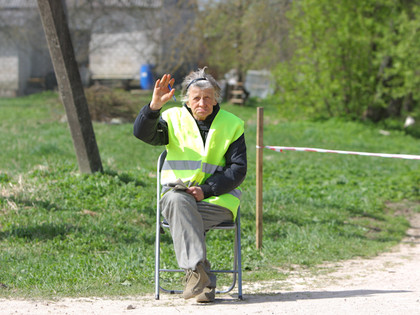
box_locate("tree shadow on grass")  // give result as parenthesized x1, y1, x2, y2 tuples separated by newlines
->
(103, 169, 146, 187)
(0, 220, 157, 246)
(0, 222, 76, 241)
(3, 195, 60, 212)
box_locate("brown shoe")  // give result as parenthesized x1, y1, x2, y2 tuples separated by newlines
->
(196, 287, 215, 303)
(182, 262, 211, 299)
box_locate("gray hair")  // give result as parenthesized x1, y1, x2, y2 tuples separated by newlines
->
(181, 67, 222, 104)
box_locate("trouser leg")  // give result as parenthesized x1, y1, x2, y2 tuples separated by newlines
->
(161, 190, 205, 270)
(160, 190, 233, 271)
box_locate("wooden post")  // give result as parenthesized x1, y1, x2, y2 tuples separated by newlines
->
(37, 0, 103, 174)
(256, 107, 264, 249)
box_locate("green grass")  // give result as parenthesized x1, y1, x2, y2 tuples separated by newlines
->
(0, 92, 419, 298)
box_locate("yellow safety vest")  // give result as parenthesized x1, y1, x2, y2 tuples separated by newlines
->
(161, 106, 244, 218)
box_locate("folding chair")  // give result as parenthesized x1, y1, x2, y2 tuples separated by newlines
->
(154, 151, 243, 300)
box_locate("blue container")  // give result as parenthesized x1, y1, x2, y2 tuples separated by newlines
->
(140, 64, 154, 90)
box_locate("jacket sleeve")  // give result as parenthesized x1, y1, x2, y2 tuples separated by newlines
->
(133, 104, 169, 146)
(199, 133, 247, 198)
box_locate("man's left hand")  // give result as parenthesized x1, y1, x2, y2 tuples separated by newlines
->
(186, 186, 204, 202)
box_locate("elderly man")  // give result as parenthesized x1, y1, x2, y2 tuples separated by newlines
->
(133, 68, 247, 302)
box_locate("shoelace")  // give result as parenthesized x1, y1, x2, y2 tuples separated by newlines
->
(183, 269, 194, 284)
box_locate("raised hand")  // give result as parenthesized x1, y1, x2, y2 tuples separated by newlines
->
(150, 74, 176, 111)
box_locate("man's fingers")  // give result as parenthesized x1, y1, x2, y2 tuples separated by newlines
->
(150, 74, 175, 111)
(154, 78, 161, 88)
(169, 77, 175, 88)
(160, 74, 171, 87)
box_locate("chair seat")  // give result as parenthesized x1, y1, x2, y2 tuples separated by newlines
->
(161, 219, 235, 229)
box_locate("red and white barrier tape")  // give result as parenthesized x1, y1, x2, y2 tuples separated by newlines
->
(260, 146, 420, 160)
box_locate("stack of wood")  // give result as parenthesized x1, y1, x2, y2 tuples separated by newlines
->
(229, 82, 247, 105)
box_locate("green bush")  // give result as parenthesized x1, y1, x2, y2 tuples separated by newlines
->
(275, 0, 420, 121)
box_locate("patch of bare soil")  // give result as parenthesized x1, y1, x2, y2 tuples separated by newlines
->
(1, 213, 420, 315)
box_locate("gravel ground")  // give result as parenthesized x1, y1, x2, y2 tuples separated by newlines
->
(1, 213, 419, 315)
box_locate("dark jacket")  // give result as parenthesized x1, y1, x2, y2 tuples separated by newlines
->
(133, 103, 247, 199)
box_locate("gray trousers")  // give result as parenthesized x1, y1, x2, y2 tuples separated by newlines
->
(160, 189, 233, 271)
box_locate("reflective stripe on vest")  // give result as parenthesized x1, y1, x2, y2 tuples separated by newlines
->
(162, 160, 223, 174)
(161, 106, 244, 218)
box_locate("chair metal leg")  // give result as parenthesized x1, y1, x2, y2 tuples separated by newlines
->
(155, 170, 162, 300)
(157, 227, 242, 297)
(155, 218, 161, 300)
(155, 221, 242, 299)
(237, 210, 243, 300)
(154, 240, 160, 298)
(212, 212, 243, 298)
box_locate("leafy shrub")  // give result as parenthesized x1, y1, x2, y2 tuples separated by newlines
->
(85, 85, 141, 123)
(275, 0, 420, 122)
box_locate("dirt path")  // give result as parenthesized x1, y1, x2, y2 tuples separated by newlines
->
(1, 213, 420, 315)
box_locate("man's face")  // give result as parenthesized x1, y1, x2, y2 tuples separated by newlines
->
(186, 87, 217, 121)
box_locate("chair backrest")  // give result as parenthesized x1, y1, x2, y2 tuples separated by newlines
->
(157, 150, 167, 195)
(158, 150, 167, 173)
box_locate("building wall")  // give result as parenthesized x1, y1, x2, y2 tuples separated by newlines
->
(0, 35, 21, 97)
(0, 56, 19, 97)
(18, 48, 31, 95)
(0, 3, 50, 96)
(89, 30, 158, 81)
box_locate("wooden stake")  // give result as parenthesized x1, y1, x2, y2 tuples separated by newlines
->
(37, 0, 102, 174)
(256, 107, 264, 249)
